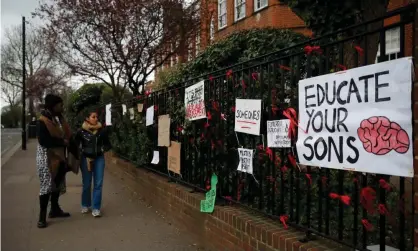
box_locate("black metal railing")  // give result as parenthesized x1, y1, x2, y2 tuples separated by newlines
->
(93, 5, 416, 251)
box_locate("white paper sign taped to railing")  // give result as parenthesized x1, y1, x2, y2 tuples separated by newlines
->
(267, 119, 291, 148)
(105, 104, 112, 126)
(234, 99, 261, 135)
(296, 57, 413, 177)
(237, 148, 253, 174)
(151, 151, 159, 164)
(185, 81, 206, 121)
(146, 105, 154, 126)
(122, 104, 127, 115)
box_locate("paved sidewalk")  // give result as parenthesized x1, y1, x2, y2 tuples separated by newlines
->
(1, 141, 204, 251)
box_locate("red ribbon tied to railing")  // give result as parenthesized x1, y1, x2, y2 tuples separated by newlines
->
(226, 69, 233, 78)
(304, 45, 322, 55)
(265, 147, 273, 161)
(329, 193, 351, 206)
(378, 204, 390, 215)
(305, 174, 312, 185)
(251, 72, 258, 81)
(354, 45, 364, 56)
(361, 187, 377, 214)
(283, 108, 307, 139)
(361, 219, 373, 231)
(207, 111, 212, 120)
(287, 153, 296, 168)
(279, 215, 289, 229)
(379, 179, 391, 191)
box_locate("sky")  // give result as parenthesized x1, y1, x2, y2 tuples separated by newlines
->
(0, 0, 156, 110)
(1, 0, 43, 109)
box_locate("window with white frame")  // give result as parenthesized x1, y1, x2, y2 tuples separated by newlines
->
(235, 0, 246, 21)
(218, 0, 227, 29)
(375, 27, 400, 63)
(210, 17, 215, 43)
(254, 0, 267, 11)
(195, 31, 200, 56)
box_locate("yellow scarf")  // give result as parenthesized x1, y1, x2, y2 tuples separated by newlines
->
(82, 121, 102, 171)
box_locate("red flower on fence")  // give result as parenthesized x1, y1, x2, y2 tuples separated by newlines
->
(145, 90, 152, 97)
(207, 111, 212, 120)
(154, 105, 158, 111)
(281, 165, 288, 173)
(209, 75, 214, 82)
(231, 106, 236, 113)
(204, 122, 210, 128)
(274, 155, 281, 167)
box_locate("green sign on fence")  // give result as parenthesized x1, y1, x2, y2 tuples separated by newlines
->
(200, 173, 218, 213)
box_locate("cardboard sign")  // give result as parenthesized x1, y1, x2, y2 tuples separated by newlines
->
(237, 148, 253, 174)
(296, 57, 413, 177)
(158, 115, 171, 147)
(105, 104, 112, 126)
(185, 81, 206, 121)
(234, 99, 261, 135)
(200, 174, 218, 213)
(168, 141, 181, 174)
(137, 103, 144, 112)
(146, 105, 154, 126)
(267, 120, 291, 148)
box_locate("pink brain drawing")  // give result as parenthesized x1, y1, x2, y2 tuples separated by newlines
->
(357, 116, 410, 155)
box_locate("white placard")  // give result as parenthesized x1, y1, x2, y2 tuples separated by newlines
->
(105, 104, 112, 126)
(267, 120, 291, 148)
(185, 81, 206, 121)
(129, 108, 134, 120)
(296, 57, 413, 177)
(237, 148, 253, 174)
(146, 105, 154, 126)
(234, 99, 261, 135)
(122, 104, 127, 115)
(151, 151, 159, 164)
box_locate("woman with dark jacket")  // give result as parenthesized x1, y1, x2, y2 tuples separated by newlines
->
(76, 110, 111, 217)
(36, 94, 72, 228)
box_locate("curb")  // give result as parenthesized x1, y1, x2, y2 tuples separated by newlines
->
(1, 140, 23, 167)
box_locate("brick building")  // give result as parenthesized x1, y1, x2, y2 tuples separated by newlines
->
(152, 0, 412, 88)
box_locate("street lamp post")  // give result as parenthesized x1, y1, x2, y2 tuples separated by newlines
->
(21, 16, 27, 150)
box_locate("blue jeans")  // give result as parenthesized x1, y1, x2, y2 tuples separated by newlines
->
(80, 155, 105, 210)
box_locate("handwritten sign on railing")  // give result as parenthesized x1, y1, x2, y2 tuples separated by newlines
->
(234, 99, 261, 135)
(185, 81, 206, 121)
(296, 57, 413, 177)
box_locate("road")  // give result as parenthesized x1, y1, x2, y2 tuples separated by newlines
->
(1, 128, 22, 156)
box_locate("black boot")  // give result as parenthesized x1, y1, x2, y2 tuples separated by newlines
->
(38, 193, 50, 228)
(49, 192, 71, 218)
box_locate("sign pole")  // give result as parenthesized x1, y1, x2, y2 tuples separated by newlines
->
(21, 16, 27, 150)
